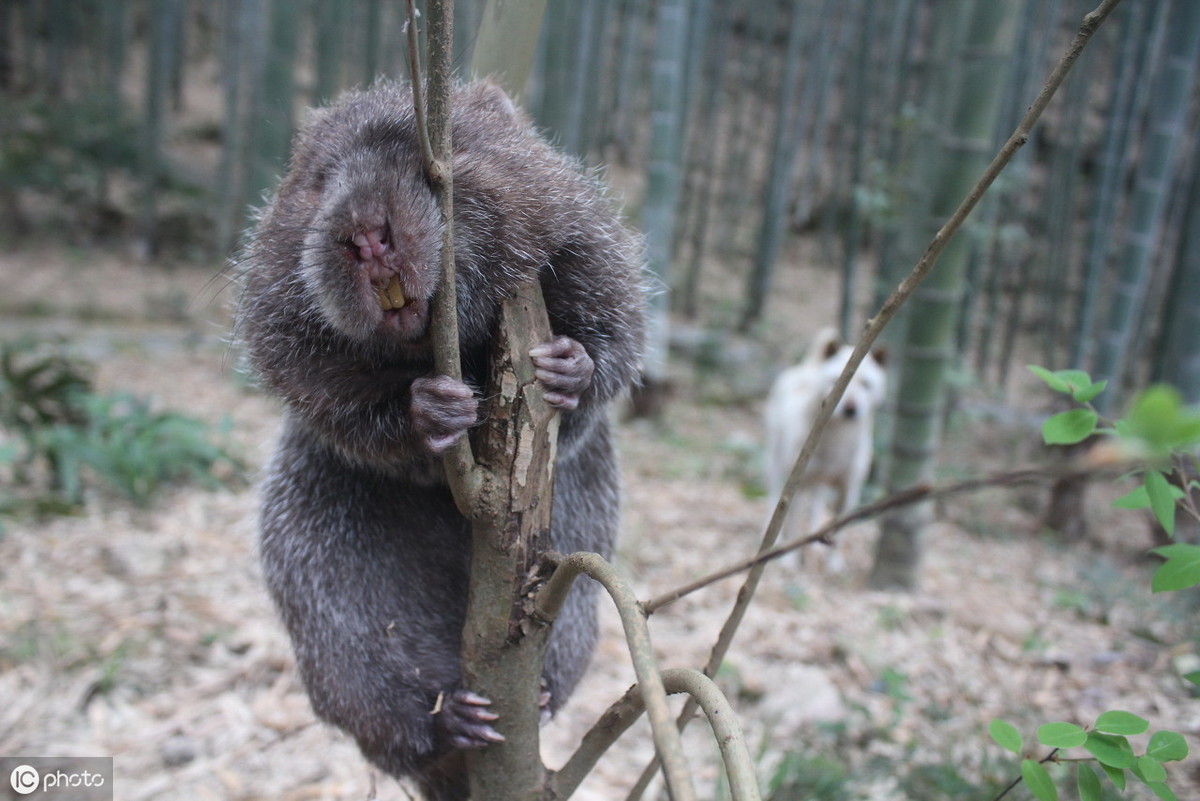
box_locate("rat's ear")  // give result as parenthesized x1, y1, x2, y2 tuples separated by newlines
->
(451, 80, 526, 155)
(468, 79, 520, 123)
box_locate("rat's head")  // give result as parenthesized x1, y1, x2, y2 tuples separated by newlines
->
(297, 120, 444, 344)
(248, 80, 546, 353)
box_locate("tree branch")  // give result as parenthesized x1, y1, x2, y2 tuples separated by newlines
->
(536, 552, 698, 801)
(408, 4, 558, 799)
(552, 669, 760, 801)
(410, 0, 479, 504)
(459, 283, 560, 801)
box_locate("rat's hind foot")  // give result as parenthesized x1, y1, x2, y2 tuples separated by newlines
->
(437, 689, 505, 750)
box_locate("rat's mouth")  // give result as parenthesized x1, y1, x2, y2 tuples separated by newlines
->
(374, 287, 430, 340)
(376, 274, 408, 310)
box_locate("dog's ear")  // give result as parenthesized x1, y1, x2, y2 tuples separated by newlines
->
(872, 344, 889, 367)
(809, 327, 842, 362)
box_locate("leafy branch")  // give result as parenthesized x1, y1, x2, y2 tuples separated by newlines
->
(989, 367, 1200, 801)
(989, 712, 1189, 801)
(1029, 365, 1200, 592)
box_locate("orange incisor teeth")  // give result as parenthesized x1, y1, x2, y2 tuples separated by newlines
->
(378, 275, 406, 310)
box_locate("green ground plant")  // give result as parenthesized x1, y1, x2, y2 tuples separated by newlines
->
(985, 367, 1199, 801)
(0, 338, 244, 516)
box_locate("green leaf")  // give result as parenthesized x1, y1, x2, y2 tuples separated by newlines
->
(1072, 379, 1108, 404)
(1133, 755, 1167, 784)
(1112, 485, 1152, 510)
(989, 718, 1023, 754)
(1076, 764, 1102, 801)
(1150, 544, 1200, 592)
(1144, 470, 1177, 536)
(1127, 385, 1182, 437)
(1029, 365, 1070, 393)
(1084, 732, 1136, 768)
(1100, 762, 1126, 790)
(1094, 711, 1149, 736)
(1147, 782, 1179, 801)
(1036, 722, 1087, 748)
(1147, 730, 1189, 762)
(1183, 671, 1200, 687)
(1021, 759, 1058, 801)
(1057, 370, 1094, 393)
(1123, 385, 1200, 454)
(1043, 409, 1099, 445)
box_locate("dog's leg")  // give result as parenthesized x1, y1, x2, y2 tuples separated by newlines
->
(823, 482, 849, 574)
(796, 485, 832, 573)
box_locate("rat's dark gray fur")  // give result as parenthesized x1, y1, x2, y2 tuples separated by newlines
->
(234, 80, 644, 799)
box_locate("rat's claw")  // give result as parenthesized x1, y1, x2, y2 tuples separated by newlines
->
(530, 336, 594, 409)
(411, 376, 478, 453)
(538, 682, 552, 726)
(437, 688, 505, 750)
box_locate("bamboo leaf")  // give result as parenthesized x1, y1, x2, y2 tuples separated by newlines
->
(1043, 409, 1098, 445)
(1021, 759, 1058, 801)
(990, 718, 1023, 754)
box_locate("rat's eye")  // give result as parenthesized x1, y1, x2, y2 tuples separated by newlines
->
(306, 165, 332, 193)
(334, 236, 358, 260)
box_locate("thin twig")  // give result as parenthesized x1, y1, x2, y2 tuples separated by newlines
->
(404, 0, 441, 181)
(990, 748, 1061, 801)
(645, 465, 1121, 614)
(625, 1, 1126, 797)
(409, 0, 479, 501)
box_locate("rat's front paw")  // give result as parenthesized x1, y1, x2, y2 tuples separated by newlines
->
(411, 376, 478, 453)
(530, 336, 594, 411)
(437, 689, 505, 750)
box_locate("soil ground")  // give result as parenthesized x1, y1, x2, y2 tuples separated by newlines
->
(1, 248, 1196, 800)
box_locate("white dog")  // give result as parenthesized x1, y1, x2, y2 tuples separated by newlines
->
(764, 328, 888, 571)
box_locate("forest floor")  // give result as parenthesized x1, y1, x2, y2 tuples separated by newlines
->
(0, 247, 1197, 801)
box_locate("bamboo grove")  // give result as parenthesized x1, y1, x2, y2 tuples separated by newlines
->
(2, 2, 1198, 488)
